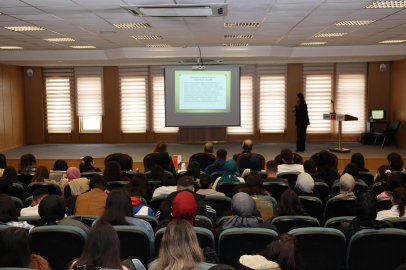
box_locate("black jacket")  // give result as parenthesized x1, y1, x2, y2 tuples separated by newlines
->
(295, 102, 310, 127)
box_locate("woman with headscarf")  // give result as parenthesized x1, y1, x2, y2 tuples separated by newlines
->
(335, 173, 356, 198)
(36, 195, 90, 234)
(155, 191, 211, 232)
(337, 191, 393, 242)
(293, 172, 318, 198)
(212, 159, 245, 190)
(60, 167, 89, 198)
(316, 150, 339, 188)
(155, 152, 176, 176)
(242, 155, 264, 177)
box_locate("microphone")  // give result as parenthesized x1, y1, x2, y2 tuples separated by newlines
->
(331, 100, 335, 114)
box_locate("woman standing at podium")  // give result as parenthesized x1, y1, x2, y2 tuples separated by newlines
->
(293, 93, 310, 152)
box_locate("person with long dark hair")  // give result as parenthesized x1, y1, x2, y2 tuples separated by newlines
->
(18, 154, 33, 173)
(153, 142, 168, 153)
(293, 93, 309, 152)
(341, 162, 359, 179)
(351, 153, 369, 172)
(53, 159, 68, 171)
(271, 190, 308, 221)
(186, 161, 201, 181)
(377, 187, 406, 220)
(245, 171, 270, 196)
(3, 166, 18, 183)
(0, 227, 51, 270)
(0, 194, 33, 230)
(239, 233, 301, 270)
(387, 152, 404, 172)
(316, 150, 339, 188)
(80, 156, 101, 173)
(126, 173, 152, 202)
(155, 152, 176, 176)
(377, 172, 406, 198)
(31, 166, 56, 183)
(104, 161, 131, 182)
(375, 165, 392, 183)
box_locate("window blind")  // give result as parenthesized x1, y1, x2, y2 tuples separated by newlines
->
(75, 67, 103, 117)
(151, 66, 178, 133)
(119, 66, 148, 133)
(258, 64, 287, 133)
(42, 67, 74, 133)
(304, 63, 334, 134)
(336, 63, 367, 133)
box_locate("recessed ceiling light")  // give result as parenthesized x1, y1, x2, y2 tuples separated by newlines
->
(98, 31, 116, 34)
(334, 20, 375, 26)
(223, 43, 248, 46)
(44, 38, 75, 42)
(132, 35, 162, 40)
(113, 23, 150, 29)
(313, 33, 347, 37)
(146, 44, 172, 47)
(379, 39, 406, 43)
(0, 46, 23, 49)
(364, 1, 406, 8)
(301, 42, 327, 45)
(70, 46, 96, 49)
(4, 26, 46, 31)
(224, 22, 260, 27)
(224, 35, 253, 39)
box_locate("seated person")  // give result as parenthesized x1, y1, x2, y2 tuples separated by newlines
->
(152, 174, 177, 198)
(118, 156, 132, 172)
(0, 194, 34, 231)
(155, 152, 176, 176)
(155, 191, 211, 232)
(242, 155, 265, 177)
(156, 176, 216, 224)
(293, 172, 319, 198)
(104, 161, 131, 182)
(20, 188, 49, 216)
(30, 166, 57, 184)
(303, 160, 325, 183)
(377, 187, 406, 220)
(18, 153, 37, 173)
(60, 167, 90, 198)
(388, 152, 405, 172)
(335, 173, 355, 198)
(74, 175, 108, 216)
(375, 164, 392, 184)
(233, 139, 253, 161)
(0, 154, 6, 177)
(245, 171, 270, 196)
(263, 160, 289, 185)
(212, 160, 245, 190)
(377, 172, 406, 198)
(351, 153, 369, 172)
(0, 227, 52, 270)
(277, 149, 304, 175)
(80, 156, 101, 173)
(49, 159, 68, 182)
(270, 190, 309, 221)
(186, 161, 201, 181)
(203, 142, 214, 154)
(205, 149, 240, 175)
(150, 164, 165, 182)
(128, 187, 155, 218)
(197, 174, 225, 196)
(341, 162, 360, 180)
(126, 173, 153, 203)
(337, 191, 393, 242)
(316, 150, 339, 188)
(239, 234, 300, 270)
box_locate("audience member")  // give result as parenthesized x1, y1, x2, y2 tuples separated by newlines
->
(3, 166, 18, 183)
(50, 159, 68, 182)
(156, 176, 216, 224)
(30, 166, 56, 183)
(150, 164, 165, 181)
(205, 149, 238, 175)
(27, 153, 37, 170)
(18, 154, 35, 173)
(214, 192, 276, 239)
(149, 219, 216, 270)
(0, 176, 13, 196)
(74, 175, 108, 216)
(377, 187, 406, 220)
(315, 150, 339, 188)
(152, 174, 177, 198)
(303, 160, 325, 183)
(387, 152, 404, 172)
(0, 227, 51, 270)
(20, 188, 49, 216)
(271, 190, 309, 221)
(118, 156, 132, 171)
(155, 191, 211, 232)
(293, 172, 318, 198)
(0, 194, 33, 230)
(197, 174, 225, 196)
(277, 149, 304, 174)
(341, 162, 359, 180)
(37, 195, 90, 233)
(80, 156, 101, 173)
(377, 172, 406, 198)
(375, 164, 392, 183)
(335, 173, 356, 198)
(153, 141, 168, 153)
(0, 154, 6, 177)
(186, 161, 201, 181)
(126, 173, 153, 202)
(60, 167, 89, 198)
(155, 152, 176, 176)
(212, 160, 244, 190)
(127, 187, 155, 217)
(263, 160, 289, 185)
(239, 234, 300, 270)
(337, 191, 393, 242)
(233, 139, 253, 161)
(203, 142, 214, 154)
(53, 159, 68, 171)
(351, 153, 369, 172)
(104, 161, 131, 182)
(245, 171, 270, 196)
(242, 155, 264, 177)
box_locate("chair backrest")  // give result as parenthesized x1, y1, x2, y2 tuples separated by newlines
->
(377, 196, 392, 211)
(18, 215, 41, 226)
(145, 170, 173, 179)
(105, 153, 133, 170)
(195, 215, 213, 229)
(143, 153, 159, 172)
(17, 173, 35, 186)
(218, 228, 278, 267)
(204, 195, 232, 218)
(309, 152, 338, 169)
(189, 153, 216, 172)
(114, 225, 152, 267)
(299, 196, 323, 220)
(236, 153, 266, 172)
(122, 171, 137, 180)
(371, 181, 385, 195)
(148, 180, 161, 194)
(324, 216, 355, 229)
(29, 225, 87, 270)
(65, 215, 99, 227)
(263, 182, 290, 202)
(80, 172, 103, 180)
(271, 216, 319, 234)
(289, 227, 346, 270)
(24, 196, 33, 207)
(251, 195, 277, 217)
(134, 215, 159, 231)
(274, 153, 303, 165)
(150, 195, 168, 214)
(107, 181, 129, 191)
(313, 182, 330, 201)
(64, 185, 72, 198)
(346, 228, 406, 270)
(275, 172, 301, 187)
(331, 181, 369, 196)
(0, 224, 13, 234)
(12, 183, 25, 201)
(27, 182, 62, 196)
(324, 197, 356, 222)
(49, 171, 66, 183)
(243, 171, 267, 181)
(210, 171, 225, 183)
(389, 120, 401, 132)
(383, 217, 406, 230)
(358, 172, 375, 186)
(11, 196, 23, 216)
(176, 170, 187, 180)
(216, 181, 242, 198)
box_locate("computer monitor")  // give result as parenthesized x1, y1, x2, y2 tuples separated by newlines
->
(370, 110, 386, 120)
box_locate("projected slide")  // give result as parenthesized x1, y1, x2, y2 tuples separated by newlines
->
(175, 71, 231, 113)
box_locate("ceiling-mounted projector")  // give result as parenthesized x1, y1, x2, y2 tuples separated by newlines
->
(120, 4, 228, 17)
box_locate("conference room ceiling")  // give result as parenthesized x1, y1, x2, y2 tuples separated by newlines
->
(1, 0, 406, 65)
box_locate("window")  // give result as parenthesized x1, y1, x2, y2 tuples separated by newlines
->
(259, 76, 286, 132)
(80, 116, 102, 132)
(227, 76, 254, 135)
(152, 76, 178, 133)
(120, 77, 147, 133)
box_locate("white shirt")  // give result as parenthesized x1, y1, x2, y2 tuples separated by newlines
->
(20, 205, 39, 216)
(152, 186, 177, 198)
(277, 164, 304, 175)
(212, 176, 245, 190)
(376, 205, 406, 220)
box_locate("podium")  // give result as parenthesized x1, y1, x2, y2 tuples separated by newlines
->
(323, 113, 358, 153)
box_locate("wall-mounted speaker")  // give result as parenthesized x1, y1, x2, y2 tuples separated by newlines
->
(27, 69, 33, 77)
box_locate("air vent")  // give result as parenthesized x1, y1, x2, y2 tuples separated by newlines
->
(121, 4, 227, 17)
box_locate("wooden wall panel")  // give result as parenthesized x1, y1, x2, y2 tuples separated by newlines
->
(3, 66, 13, 148)
(367, 62, 391, 113)
(390, 59, 406, 148)
(102, 66, 121, 143)
(0, 66, 4, 150)
(179, 127, 226, 142)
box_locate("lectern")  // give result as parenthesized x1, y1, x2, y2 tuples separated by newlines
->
(323, 113, 358, 153)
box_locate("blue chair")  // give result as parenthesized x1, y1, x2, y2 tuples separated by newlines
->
(195, 215, 213, 229)
(24, 196, 33, 207)
(134, 215, 159, 231)
(263, 182, 290, 202)
(27, 182, 62, 196)
(383, 217, 406, 230)
(216, 181, 242, 198)
(122, 170, 137, 180)
(18, 216, 41, 226)
(12, 183, 25, 201)
(107, 181, 128, 191)
(251, 195, 277, 214)
(370, 181, 385, 195)
(150, 195, 168, 214)
(276, 172, 301, 187)
(271, 216, 319, 234)
(205, 195, 232, 218)
(313, 182, 330, 201)
(0, 224, 13, 234)
(324, 197, 356, 222)
(299, 196, 323, 220)
(324, 216, 355, 229)
(17, 173, 35, 186)
(377, 196, 392, 211)
(358, 172, 375, 186)
(148, 181, 161, 194)
(11, 196, 23, 216)
(65, 215, 99, 227)
(80, 172, 103, 180)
